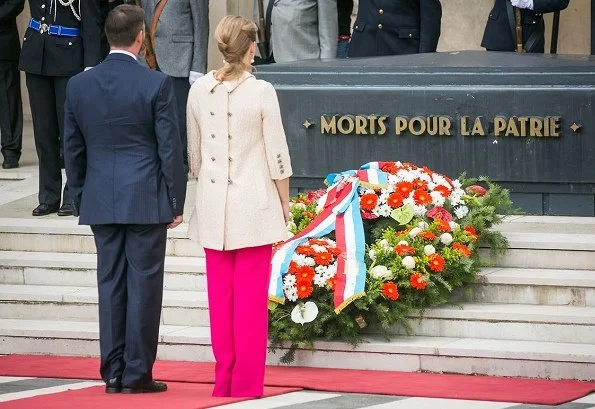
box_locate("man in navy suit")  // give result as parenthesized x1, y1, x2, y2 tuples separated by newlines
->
(63, 5, 186, 394)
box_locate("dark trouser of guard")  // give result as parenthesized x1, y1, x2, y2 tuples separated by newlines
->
(0, 61, 23, 162)
(171, 76, 190, 176)
(25, 73, 70, 206)
(91, 223, 167, 386)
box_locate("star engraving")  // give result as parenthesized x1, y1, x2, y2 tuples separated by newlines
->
(570, 122, 582, 133)
(303, 120, 312, 129)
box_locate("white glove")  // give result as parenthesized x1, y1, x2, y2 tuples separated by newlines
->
(510, 0, 534, 9)
(189, 71, 203, 85)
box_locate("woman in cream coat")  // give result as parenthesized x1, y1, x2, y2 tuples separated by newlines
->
(186, 15, 292, 398)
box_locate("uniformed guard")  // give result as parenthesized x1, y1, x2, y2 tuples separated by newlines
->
(19, 0, 102, 216)
(0, 0, 25, 169)
(348, 0, 442, 58)
(481, 0, 569, 53)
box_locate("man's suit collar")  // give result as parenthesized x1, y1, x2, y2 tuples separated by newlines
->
(204, 70, 255, 93)
(105, 52, 139, 64)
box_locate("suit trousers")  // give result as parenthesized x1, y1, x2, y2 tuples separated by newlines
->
(0, 62, 23, 162)
(25, 73, 70, 205)
(170, 76, 190, 174)
(91, 223, 168, 386)
(204, 244, 273, 397)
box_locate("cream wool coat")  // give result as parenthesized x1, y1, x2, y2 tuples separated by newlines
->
(187, 71, 293, 250)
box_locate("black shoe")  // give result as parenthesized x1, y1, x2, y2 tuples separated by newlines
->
(121, 381, 168, 394)
(57, 203, 74, 216)
(2, 160, 19, 169)
(32, 203, 60, 216)
(105, 377, 122, 394)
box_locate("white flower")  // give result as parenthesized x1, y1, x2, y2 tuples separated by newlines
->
(452, 179, 462, 189)
(430, 191, 446, 207)
(313, 274, 327, 287)
(409, 227, 422, 238)
(369, 265, 392, 279)
(454, 205, 469, 219)
(287, 231, 295, 239)
(291, 253, 309, 266)
(418, 221, 429, 229)
(440, 233, 453, 245)
(424, 245, 436, 255)
(293, 202, 307, 210)
(397, 240, 409, 246)
(377, 204, 392, 217)
(315, 265, 328, 275)
(287, 221, 296, 231)
(380, 239, 391, 250)
(291, 302, 318, 325)
(413, 205, 428, 217)
(284, 286, 298, 302)
(324, 263, 337, 279)
(402, 256, 416, 269)
(449, 221, 460, 231)
(311, 244, 327, 253)
(283, 274, 296, 288)
(368, 249, 377, 261)
(403, 197, 415, 207)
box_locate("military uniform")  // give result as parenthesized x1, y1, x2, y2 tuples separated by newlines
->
(19, 0, 102, 216)
(348, 0, 442, 58)
(481, 0, 569, 53)
(0, 0, 25, 169)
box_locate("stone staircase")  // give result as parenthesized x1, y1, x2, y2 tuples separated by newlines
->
(0, 215, 594, 380)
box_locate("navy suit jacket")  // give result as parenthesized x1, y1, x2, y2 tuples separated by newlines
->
(63, 52, 187, 225)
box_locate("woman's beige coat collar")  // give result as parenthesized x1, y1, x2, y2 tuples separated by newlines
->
(205, 70, 255, 93)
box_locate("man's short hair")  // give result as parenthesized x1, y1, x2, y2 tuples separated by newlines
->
(105, 5, 145, 48)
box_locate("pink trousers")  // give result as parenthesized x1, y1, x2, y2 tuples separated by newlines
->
(204, 244, 272, 397)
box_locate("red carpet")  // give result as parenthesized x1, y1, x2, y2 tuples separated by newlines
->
(1, 355, 594, 405)
(0, 382, 300, 409)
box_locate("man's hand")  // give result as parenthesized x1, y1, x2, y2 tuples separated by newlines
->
(168, 215, 184, 229)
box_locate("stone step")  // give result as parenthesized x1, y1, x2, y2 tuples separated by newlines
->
(0, 251, 206, 291)
(458, 267, 595, 306)
(0, 318, 593, 380)
(398, 303, 595, 344)
(1, 217, 594, 270)
(2, 284, 594, 344)
(0, 285, 209, 327)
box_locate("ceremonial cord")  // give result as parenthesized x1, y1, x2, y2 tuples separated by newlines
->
(50, 0, 81, 22)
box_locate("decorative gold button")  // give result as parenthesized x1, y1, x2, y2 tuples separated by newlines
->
(409, 33, 412, 37)
(41, 17, 45, 21)
(377, 24, 383, 29)
(68, 42, 72, 46)
(41, 4, 45, 8)
(379, 9, 384, 14)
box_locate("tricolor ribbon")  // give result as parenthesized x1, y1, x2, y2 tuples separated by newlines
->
(269, 162, 390, 314)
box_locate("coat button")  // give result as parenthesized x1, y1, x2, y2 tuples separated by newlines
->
(211, 134, 215, 138)
(379, 9, 384, 14)
(228, 179, 232, 185)
(210, 179, 215, 183)
(276, 154, 282, 158)
(227, 112, 232, 117)
(228, 157, 232, 162)
(377, 24, 383, 29)
(280, 170, 285, 175)
(41, 17, 45, 21)
(210, 89, 214, 94)
(68, 42, 72, 46)
(211, 157, 215, 161)
(228, 134, 232, 140)
(41, 4, 45, 8)
(409, 33, 412, 37)
(210, 112, 214, 116)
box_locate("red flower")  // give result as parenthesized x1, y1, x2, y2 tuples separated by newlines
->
(410, 273, 427, 290)
(309, 238, 328, 246)
(296, 245, 316, 256)
(413, 189, 432, 206)
(307, 189, 326, 202)
(296, 266, 315, 282)
(395, 244, 415, 256)
(453, 242, 471, 258)
(296, 281, 314, 299)
(328, 247, 341, 256)
(421, 231, 437, 241)
(436, 219, 452, 232)
(361, 211, 379, 220)
(288, 262, 299, 274)
(381, 162, 399, 175)
(304, 211, 315, 219)
(427, 206, 454, 222)
(428, 254, 446, 272)
(382, 282, 399, 300)
(387, 192, 405, 208)
(414, 180, 428, 191)
(466, 185, 487, 197)
(433, 185, 451, 197)
(396, 182, 414, 196)
(314, 252, 333, 266)
(360, 193, 378, 211)
(327, 277, 337, 291)
(464, 225, 478, 241)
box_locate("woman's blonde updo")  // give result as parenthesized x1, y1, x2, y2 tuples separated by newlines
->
(215, 15, 258, 81)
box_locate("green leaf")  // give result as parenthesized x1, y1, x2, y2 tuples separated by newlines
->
(268, 301, 279, 311)
(390, 205, 414, 225)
